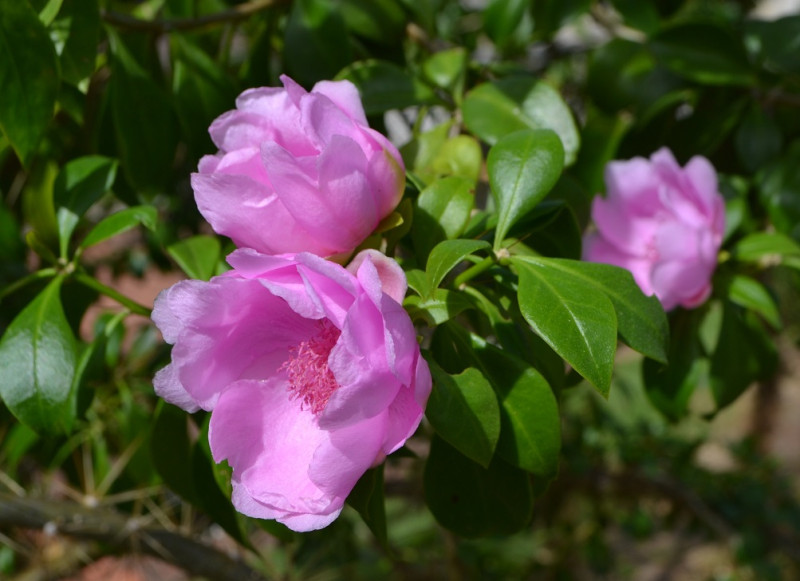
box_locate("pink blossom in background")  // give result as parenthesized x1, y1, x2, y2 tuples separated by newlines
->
(151, 250, 431, 532)
(583, 148, 725, 311)
(192, 75, 405, 259)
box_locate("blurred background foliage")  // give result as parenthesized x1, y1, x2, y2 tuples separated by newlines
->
(1, 0, 800, 578)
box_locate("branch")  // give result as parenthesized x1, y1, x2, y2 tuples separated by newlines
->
(0, 492, 268, 581)
(101, 0, 291, 33)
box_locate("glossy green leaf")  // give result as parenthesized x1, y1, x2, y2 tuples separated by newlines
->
(650, 23, 755, 86)
(426, 362, 501, 467)
(512, 256, 617, 396)
(167, 236, 221, 281)
(710, 301, 778, 409)
(733, 232, 800, 263)
(426, 239, 491, 294)
(56, 0, 100, 84)
(484, 0, 529, 49)
(463, 77, 580, 165)
(431, 323, 562, 476)
(404, 268, 430, 297)
(547, 260, 668, 363)
(488, 129, 564, 250)
(337, 60, 437, 115)
(404, 289, 473, 325)
(469, 335, 560, 476)
(735, 105, 782, 173)
(53, 156, 118, 257)
(642, 311, 706, 422)
(422, 47, 467, 93)
(338, 0, 405, 44)
(413, 176, 475, 261)
(0, 0, 59, 165)
(38, 0, 64, 25)
(285, 0, 352, 87)
(80, 205, 157, 249)
(726, 275, 781, 330)
(347, 466, 388, 546)
(746, 15, 800, 74)
(424, 436, 533, 538)
(756, 142, 800, 241)
(108, 30, 179, 193)
(151, 402, 197, 503)
(0, 277, 77, 434)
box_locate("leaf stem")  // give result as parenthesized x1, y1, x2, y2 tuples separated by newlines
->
(74, 272, 152, 317)
(454, 255, 497, 288)
(0, 268, 58, 302)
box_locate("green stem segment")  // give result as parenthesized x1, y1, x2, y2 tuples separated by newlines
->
(0, 268, 58, 302)
(74, 272, 152, 317)
(453, 255, 497, 288)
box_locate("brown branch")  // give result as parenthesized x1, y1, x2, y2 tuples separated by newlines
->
(0, 492, 268, 581)
(101, 0, 291, 33)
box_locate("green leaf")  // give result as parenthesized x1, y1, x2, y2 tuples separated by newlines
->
(726, 275, 781, 330)
(710, 301, 778, 409)
(422, 47, 467, 93)
(56, 0, 100, 84)
(167, 235, 222, 281)
(404, 289, 473, 325)
(53, 156, 118, 257)
(746, 15, 800, 74)
(512, 256, 617, 396)
(0, 277, 77, 434)
(488, 129, 564, 250)
(733, 232, 800, 263)
(338, 0, 406, 45)
(151, 402, 197, 503)
(463, 77, 580, 165)
(426, 362, 501, 467)
(430, 323, 562, 476)
(756, 142, 800, 241)
(346, 466, 388, 547)
(424, 436, 533, 538)
(426, 239, 491, 293)
(0, 0, 59, 165)
(649, 23, 755, 86)
(548, 260, 668, 363)
(642, 309, 706, 420)
(337, 60, 437, 115)
(735, 105, 782, 173)
(413, 176, 475, 261)
(80, 205, 157, 249)
(37, 0, 64, 25)
(469, 335, 560, 476)
(108, 29, 179, 193)
(404, 268, 430, 296)
(285, 0, 352, 87)
(484, 0, 529, 49)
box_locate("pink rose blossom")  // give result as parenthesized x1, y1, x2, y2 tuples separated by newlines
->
(583, 148, 725, 311)
(192, 75, 405, 259)
(151, 250, 431, 532)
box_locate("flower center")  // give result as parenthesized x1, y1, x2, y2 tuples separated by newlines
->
(280, 320, 341, 414)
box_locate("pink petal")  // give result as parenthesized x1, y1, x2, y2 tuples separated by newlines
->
(311, 79, 368, 126)
(192, 172, 327, 256)
(347, 250, 408, 304)
(583, 233, 656, 298)
(210, 379, 342, 528)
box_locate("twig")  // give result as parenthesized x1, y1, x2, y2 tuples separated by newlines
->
(101, 0, 291, 34)
(0, 492, 268, 580)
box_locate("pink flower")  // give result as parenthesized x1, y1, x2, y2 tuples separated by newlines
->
(583, 148, 725, 311)
(192, 75, 405, 259)
(151, 250, 431, 532)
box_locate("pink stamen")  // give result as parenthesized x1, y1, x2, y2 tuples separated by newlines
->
(280, 320, 341, 414)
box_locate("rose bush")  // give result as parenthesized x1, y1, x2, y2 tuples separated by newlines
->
(191, 75, 406, 259)
(583, 148, 725, 311)
(151, 249, 431, 531)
